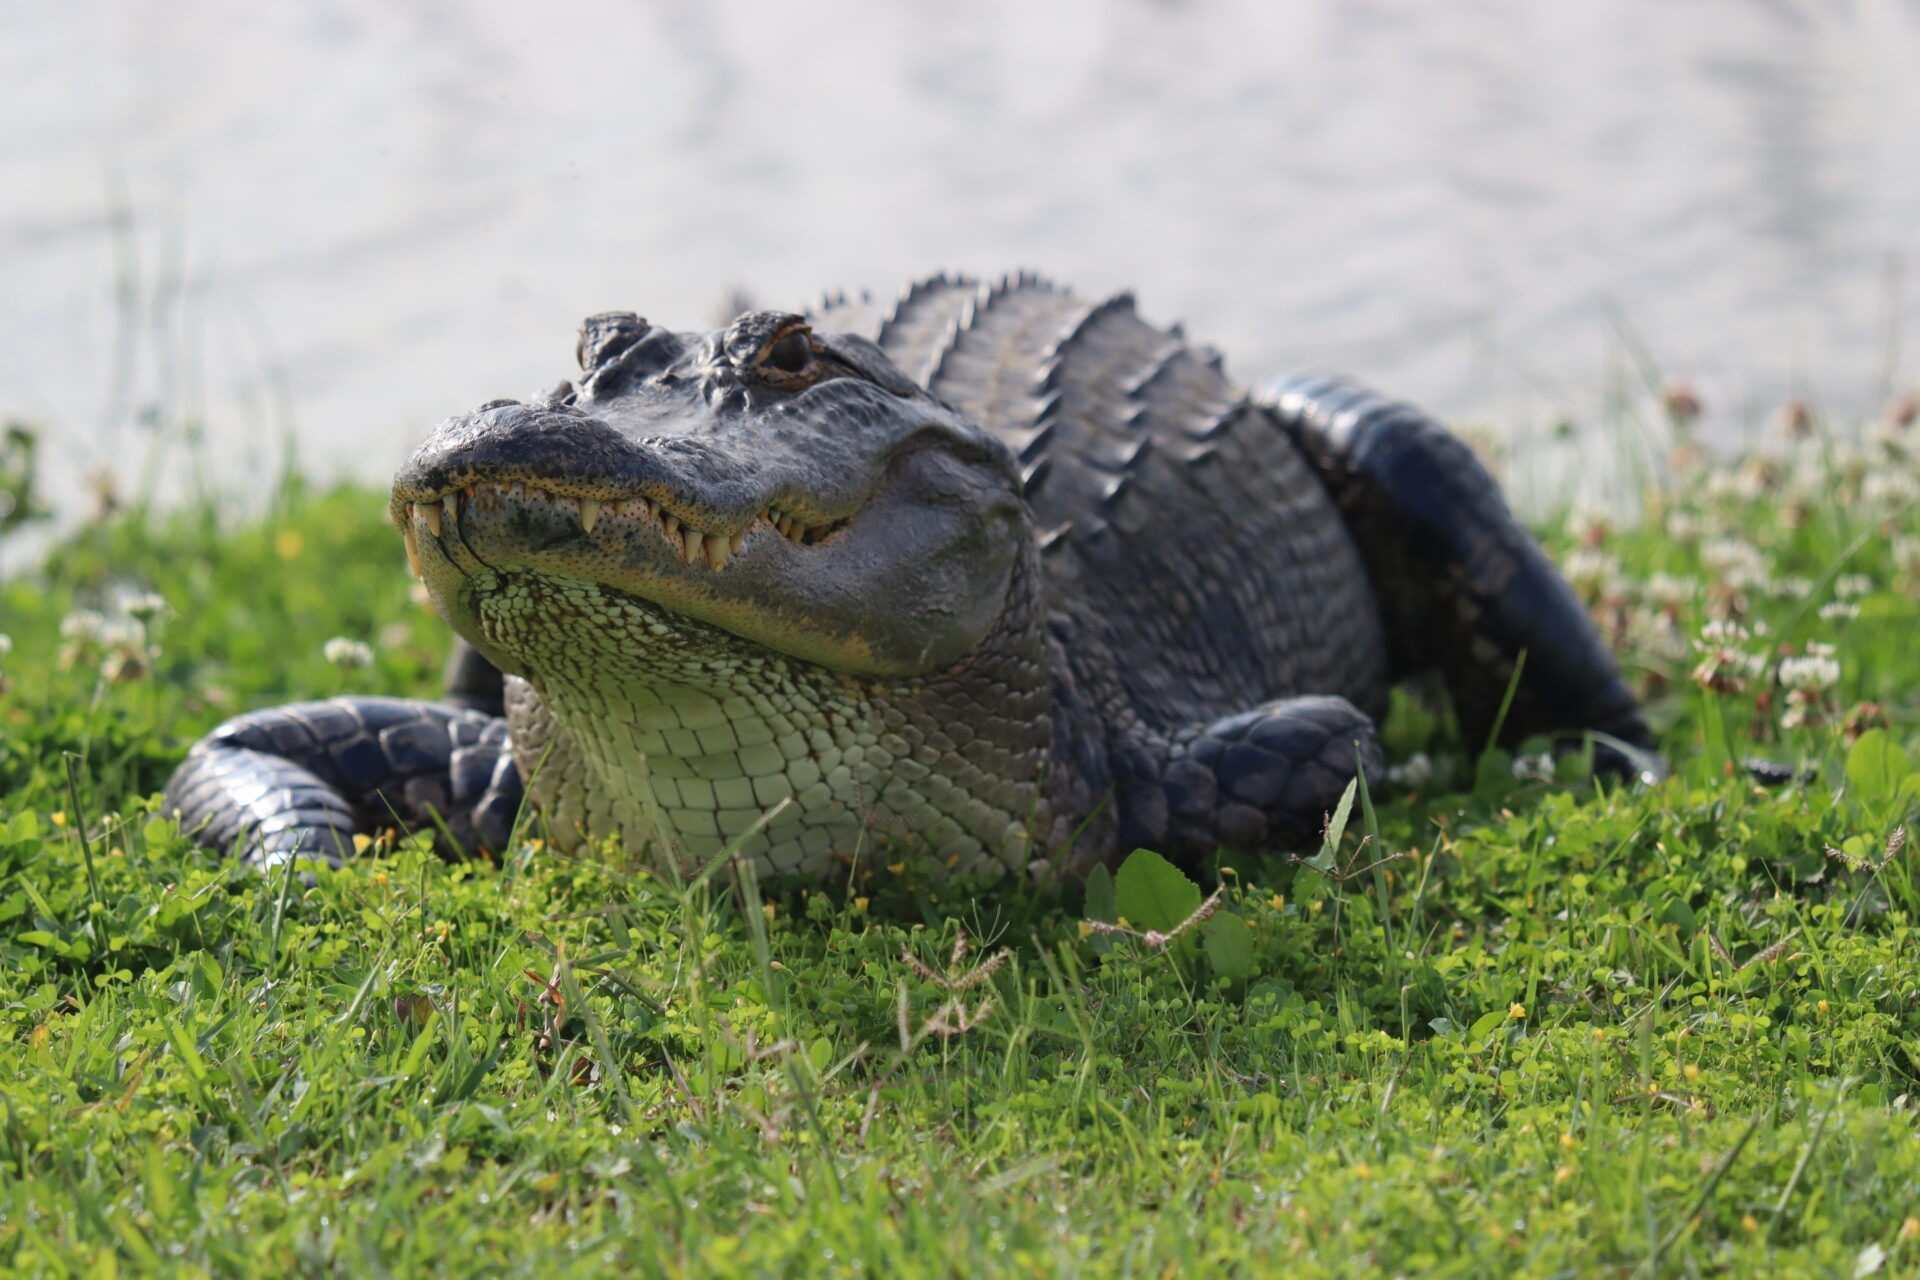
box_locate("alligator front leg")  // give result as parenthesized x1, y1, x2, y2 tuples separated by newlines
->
(1115, 695, 1383, 862)
(164, 698, 524, 868)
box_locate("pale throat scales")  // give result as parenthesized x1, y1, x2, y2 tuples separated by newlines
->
(475, 571, 1045, 878)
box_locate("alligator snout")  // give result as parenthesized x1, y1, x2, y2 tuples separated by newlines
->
(394, 401, 653, 500)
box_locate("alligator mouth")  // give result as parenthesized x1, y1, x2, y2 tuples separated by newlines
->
(391, 397, 1024, 680)
(396, 481, 852, 577)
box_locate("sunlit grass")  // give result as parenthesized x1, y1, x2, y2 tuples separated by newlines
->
(2, 396, 1919, 1275)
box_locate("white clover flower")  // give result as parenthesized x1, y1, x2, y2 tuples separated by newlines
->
(1625, 612, 1691, 663)
(0, 633, 11, 659)
(96, 618, 145, 650)
(1893, 537, 1920, 576)
(1702, 471, 1747, 508)
(1778, 654, 1841, 692)
(1563, 548, 1622, 599)
(1866, 417, 1913, 461)
(1833, 574, 1873, 600)
(1699, 537, 1771, 591)
(1768, 576, 1815, 600)
(1512, 753, 1556, 783)
(1781, 466, 1827, 509)
(59, 610, 107, 643)
(1567, 505, 1612, 546)
(121, 591, 170, 621)
(1642, 573, 1698, 609)
(1804, 641, 1837, 658)
(1664, 511, 1701, 544)
(1862, 469, 1920, 511)
(1698, 619, 1752, 646)
(1386, 752, 1434, 787)
(1692, 619, 1766, 693)
(323, 637, 376, 669)
(1818, 601, 1860, 623)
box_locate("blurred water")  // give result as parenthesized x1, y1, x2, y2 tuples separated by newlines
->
(5, 0, 1920, 520)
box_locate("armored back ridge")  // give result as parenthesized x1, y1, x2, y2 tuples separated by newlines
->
(164, 273, 1653, 876)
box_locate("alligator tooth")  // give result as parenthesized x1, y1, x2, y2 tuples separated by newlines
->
(777, 517, 795, 538)
(578, 497, 600, 533)
(505, 481, 524, 501)
(527, 488, 546, 504)
(705, 537, 730, 571)
(403, 524, 423, 577)
(462, 483, 477, 500)
(663, 513, 680, 535)
(729, 530, 746, 555)
(442, 493, 459, 530)
(683, 530, 705, 565)
(420, 500, 443, 537)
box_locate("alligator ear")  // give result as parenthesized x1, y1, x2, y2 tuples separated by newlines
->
(815, 331, 920, 397)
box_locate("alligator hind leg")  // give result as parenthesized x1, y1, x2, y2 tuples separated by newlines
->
(1265, 375, 1656, 772)
(164, 697, 523, 868)
(1117, 695, 1384, 861)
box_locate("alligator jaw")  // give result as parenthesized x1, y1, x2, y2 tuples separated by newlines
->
(393, 482, 851, 577)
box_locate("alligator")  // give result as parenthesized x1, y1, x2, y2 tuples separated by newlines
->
(164, 273, 1654, 879)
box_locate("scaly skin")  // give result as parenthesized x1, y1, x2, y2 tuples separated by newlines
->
(165, 275, 1652, 877)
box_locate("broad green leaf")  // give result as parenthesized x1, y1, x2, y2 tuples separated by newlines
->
(1082, 862, 1120, 955)
(1467, 1008, 1509, 1041)
(1474, 749, 1515, 798)
(1847, 730, 1910, 803)
(1204, 913, 1254, 982)
(1321, 778, 1359, 859)
(1082, 863, 1117, 923)
(193, 952, 223, 1000)
(1114, 849, 1202, 934)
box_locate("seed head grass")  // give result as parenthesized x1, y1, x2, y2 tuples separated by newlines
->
(2, 399, 1920, 1275)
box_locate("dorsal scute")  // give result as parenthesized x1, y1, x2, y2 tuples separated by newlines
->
(806, 274, 1254, 551)
(869, 273, 982, 384)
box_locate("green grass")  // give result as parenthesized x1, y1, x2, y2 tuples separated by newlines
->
(3, 420, 1920, 1277)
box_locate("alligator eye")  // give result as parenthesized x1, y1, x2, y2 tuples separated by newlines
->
(764, 330, 812, 375)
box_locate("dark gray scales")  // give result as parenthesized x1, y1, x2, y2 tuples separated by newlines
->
(165, 273, 1651, 873)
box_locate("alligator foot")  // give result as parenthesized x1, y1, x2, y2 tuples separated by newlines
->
(1115, 695, 1383, 862)
(164, 697, 523, 868)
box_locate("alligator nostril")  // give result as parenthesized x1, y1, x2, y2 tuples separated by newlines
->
(576, 311, 648, 371)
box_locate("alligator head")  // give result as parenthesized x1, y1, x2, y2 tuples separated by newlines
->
(390, 309, 1055, 873)
(393, 310, 1027, 679)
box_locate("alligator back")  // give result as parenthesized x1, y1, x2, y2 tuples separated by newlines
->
(814, 274, 1390, 736)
